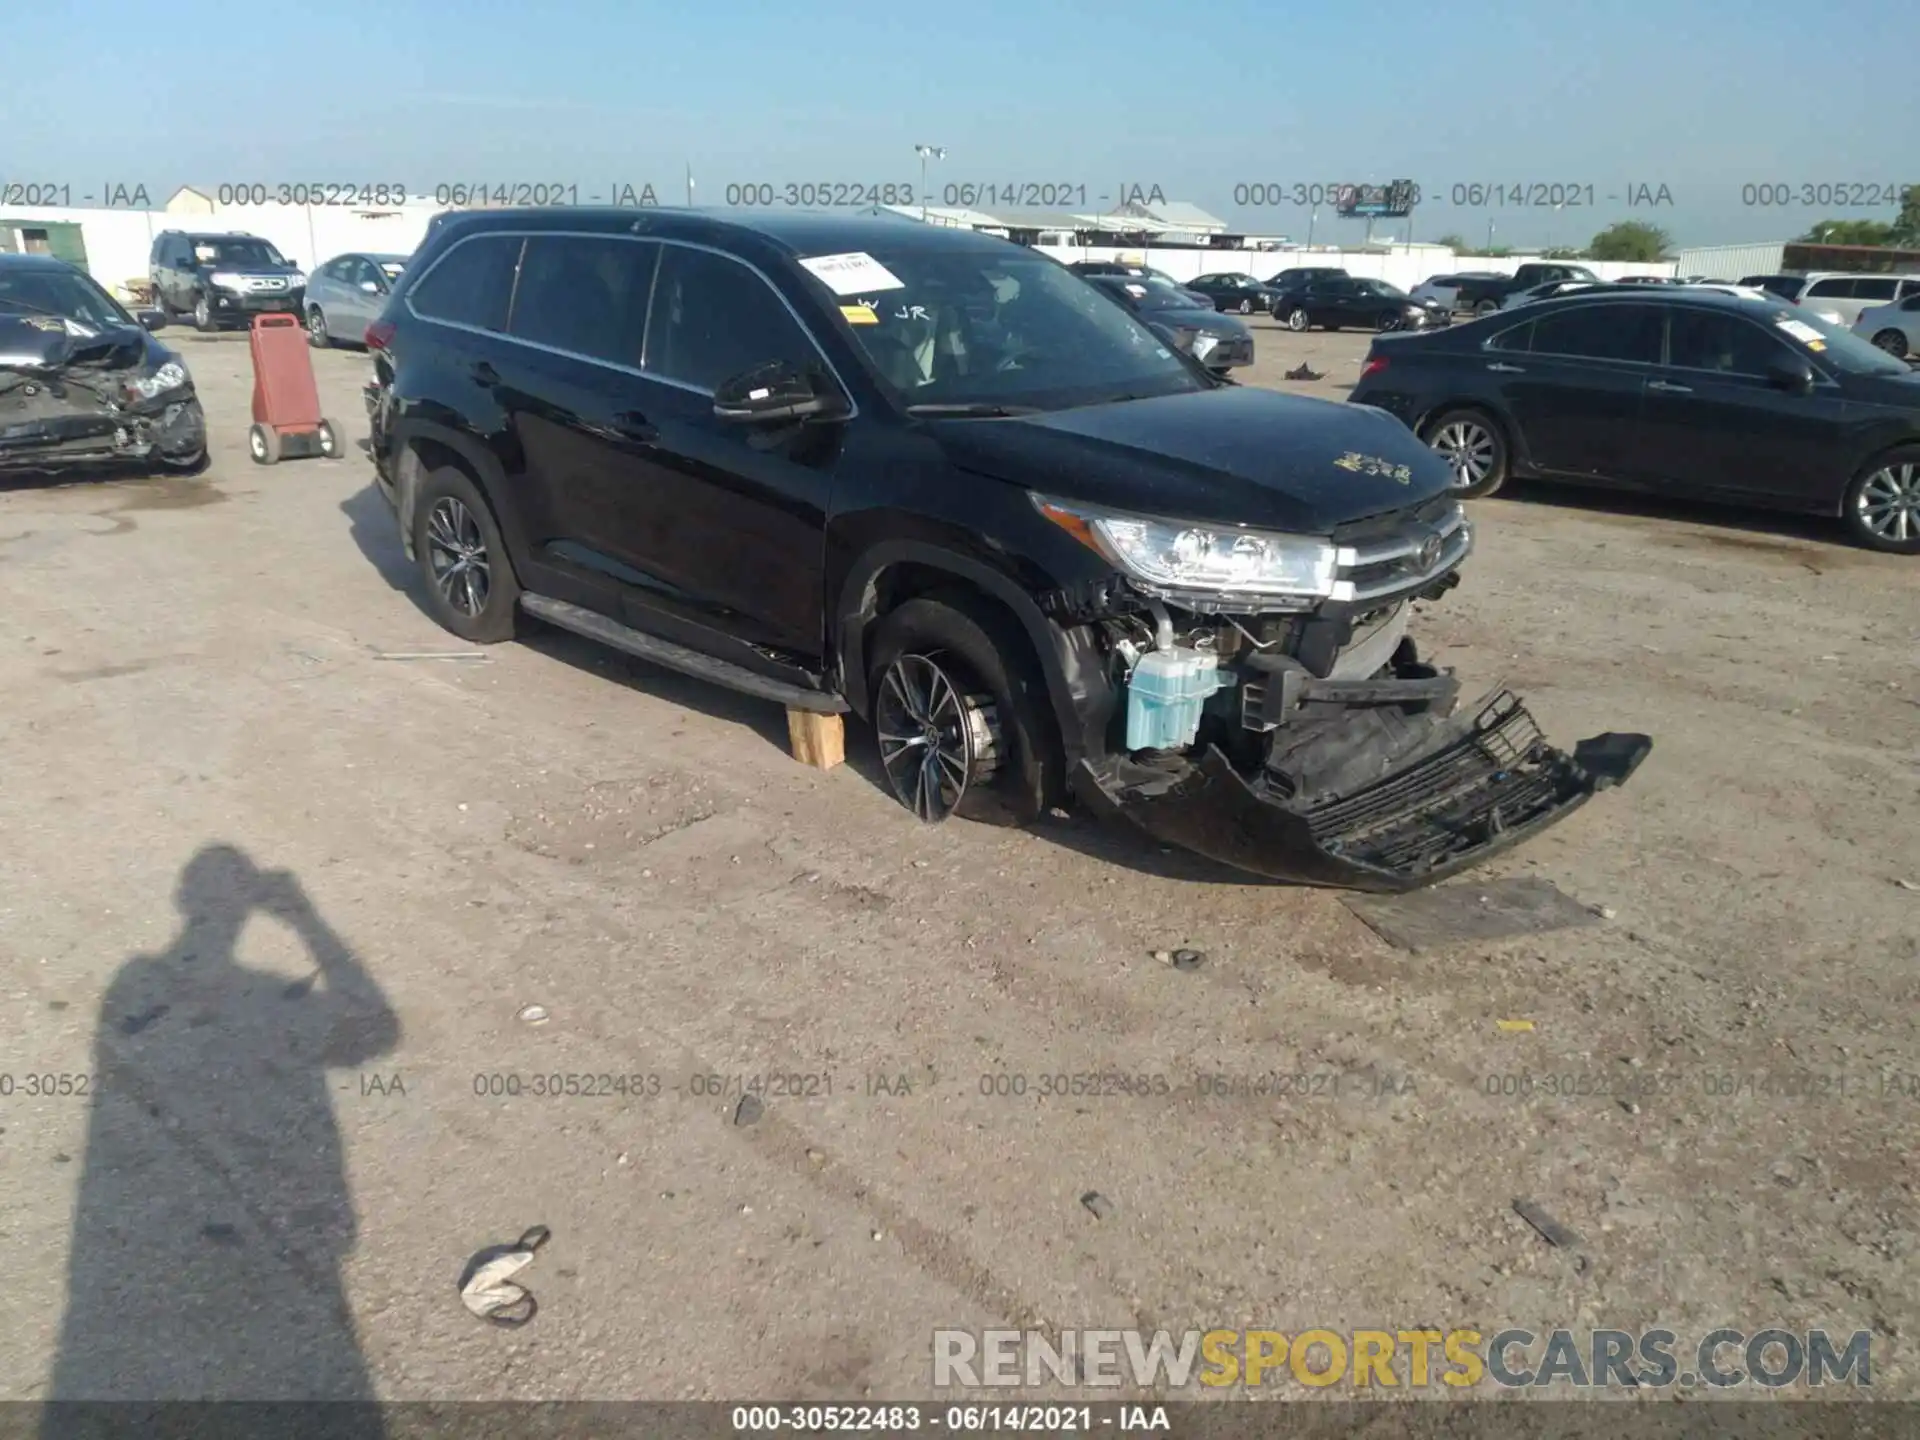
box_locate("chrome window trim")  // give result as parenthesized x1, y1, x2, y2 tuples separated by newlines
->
(401, 229, 858, 415)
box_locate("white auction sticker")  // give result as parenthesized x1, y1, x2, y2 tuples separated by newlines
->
(1775, 318, 1825, 345)
(799, 252, 905, 296)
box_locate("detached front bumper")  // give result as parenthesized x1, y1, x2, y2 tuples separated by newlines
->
(1075, 688, 1650, 893)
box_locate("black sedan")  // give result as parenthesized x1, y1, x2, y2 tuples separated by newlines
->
(1084, 275, 1254, 372)
(0, 253, 208, 475)
(1349, 288, 1920, 552)
(1270, 276, 1443, 333)
(1184, 272, 1284, 315)
(1066, 261, 1211, 307)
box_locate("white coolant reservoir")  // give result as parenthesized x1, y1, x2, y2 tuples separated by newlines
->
(1125, 646, 1226, 752)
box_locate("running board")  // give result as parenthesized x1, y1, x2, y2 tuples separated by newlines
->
(519, 594, 848, 714)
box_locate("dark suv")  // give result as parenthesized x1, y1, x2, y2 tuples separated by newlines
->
(364, 208, 1648, 891)
(149, 231, 306, 332)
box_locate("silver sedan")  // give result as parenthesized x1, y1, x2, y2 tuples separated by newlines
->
(305, 252, 408, 349)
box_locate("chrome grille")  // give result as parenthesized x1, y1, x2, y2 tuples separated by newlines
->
(1334, 502, 1471, 604)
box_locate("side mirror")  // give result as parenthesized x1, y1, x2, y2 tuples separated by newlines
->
(137, 309, 167, 331)
(361, 280, 382, 293)
(713, 360, 846, 424)
(1767, 357, 1815, 392)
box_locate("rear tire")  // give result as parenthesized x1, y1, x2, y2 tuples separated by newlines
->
(1870, 329, 1909, 358)
(1842, 447, 1920, 554)
(412, 465, 522, 642)
(1422, 408, 1509, 498)
(1474, 298, 1499, 317)
(308, 307, 333, 348)
(1284, 307, 1309, 331)
(866, 594, 1064, 828)
(248, 423, 281, 465)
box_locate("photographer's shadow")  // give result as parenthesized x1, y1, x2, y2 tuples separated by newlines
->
(45, 845, 399, 1425)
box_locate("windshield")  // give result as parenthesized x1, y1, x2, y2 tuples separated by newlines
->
(810, 248, 1210, 411)
(0, 267, 135, 331)
(1760, 304, 1911, 376)
(191, 239, 287, 268)
(1360, 279, 1407, 299)
(378, 260, 406, 280)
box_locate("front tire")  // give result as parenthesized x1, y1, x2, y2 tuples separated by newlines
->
(1284, 307, 1309, 332)
(1237, 297, 1254, 315)
(248, 423, 281, 465)
(1474, 298, 1499, 318)
(866, 595, 1064, 828)
(193, 293, 217, 332)
(1423, 408, 1509, 498)
(308, 307, 332, 348)
(413, 465, 522, 641)
(1843, 448, 1920, 554)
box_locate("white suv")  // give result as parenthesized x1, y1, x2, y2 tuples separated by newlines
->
(1787, 273, 1920, 327)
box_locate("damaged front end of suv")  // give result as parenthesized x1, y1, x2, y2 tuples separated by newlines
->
(0, 316, 206, 474)
(1030, 487, 1651, 893)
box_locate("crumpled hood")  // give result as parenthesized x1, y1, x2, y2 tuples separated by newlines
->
(0, 315, 146, 372)
(930, 385, 1456, 533)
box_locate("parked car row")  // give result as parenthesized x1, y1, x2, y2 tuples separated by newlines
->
(1350, 286, 1920, 552)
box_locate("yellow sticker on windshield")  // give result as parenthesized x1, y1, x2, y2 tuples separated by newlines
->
(840, 304, 878, 326)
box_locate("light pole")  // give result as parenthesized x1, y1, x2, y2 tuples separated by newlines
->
(1486, 217, 1496, 254)
(1547, 201, 1564, 253)
(1306, 207, 1317, 249)
(914, 144, 945, 223)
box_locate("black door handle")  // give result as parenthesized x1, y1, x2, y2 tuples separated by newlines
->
(472, 361, 501, 387)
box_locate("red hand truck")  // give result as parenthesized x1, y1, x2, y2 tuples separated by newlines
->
(247, 312, 339, 465)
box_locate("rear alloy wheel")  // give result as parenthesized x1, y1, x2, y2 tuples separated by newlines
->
(308, 307, 332, 348)
(413, 465, 521, 641)
(1870, 329, 1909, 358)
(1424, 408, 1508, 499)
(1284, 307, 1309, 332)
(1844, 449, 1920, 554)
(867, 595, 1063, 828)
(1474, 298, 1499, 317)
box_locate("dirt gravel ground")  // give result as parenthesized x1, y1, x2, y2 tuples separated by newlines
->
(0, 315, 1915, 1406)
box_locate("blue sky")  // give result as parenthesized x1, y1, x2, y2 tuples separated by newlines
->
(11, 0, 1916, 248)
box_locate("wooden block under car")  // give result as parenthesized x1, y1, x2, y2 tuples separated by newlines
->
(786, 708, 845, 770)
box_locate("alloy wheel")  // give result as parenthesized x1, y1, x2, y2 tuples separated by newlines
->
(1286, 308, 1308, 331)
(1870, 329, 1909, 358)
(426, 496, 492, 617)
(194, 296, 211, 328)
(1432, 419, 1496, 488)
(875, 653, 1000, 823)
(1856, 462, 1920, 544)
(309, 309, 329, 345)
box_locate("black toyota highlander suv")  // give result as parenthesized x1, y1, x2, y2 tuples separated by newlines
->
(149, 230, 307, 332)
(363, 209, 1650, 891)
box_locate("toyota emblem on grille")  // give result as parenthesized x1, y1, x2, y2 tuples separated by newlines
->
(1415, 530, 1442, 570)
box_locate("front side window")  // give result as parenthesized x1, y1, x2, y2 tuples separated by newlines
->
(1805, 278, 1853, 298)
(644, 244, 819, 392)
(1851, 277, 1898, 301)
(1665, 310, 1791, 376)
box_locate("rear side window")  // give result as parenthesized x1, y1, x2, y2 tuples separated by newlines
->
(407, 234, 524, 332)
(642, 245, 820, 392)
(1528, 303, 1663, 363)
(1903, 295, 1920, 313)
(508, 235, 658, 368)
(1851, 277, 1898, 301)
(1900, 280, 1920, 299)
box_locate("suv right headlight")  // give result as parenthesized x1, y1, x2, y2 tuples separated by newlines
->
(1033, 494, 1352, 606)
